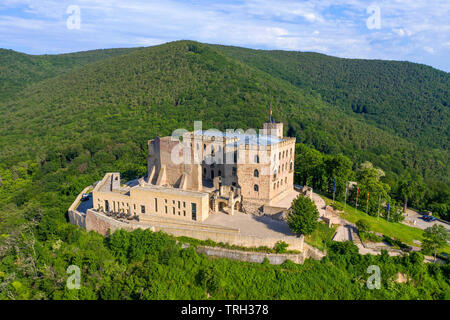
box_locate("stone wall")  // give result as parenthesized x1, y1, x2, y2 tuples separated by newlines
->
(195, 246, 306, 264)
(67, 185, 91, 229)
(84, 209, 304, 251)
(261, 205, 289, 221)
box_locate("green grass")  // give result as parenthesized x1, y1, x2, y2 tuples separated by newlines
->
(304, 221, 336, 251)
(321, 195, 450, 255)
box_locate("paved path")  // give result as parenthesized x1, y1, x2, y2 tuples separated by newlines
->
(204, 210, 297, 239)
(332, 225, 352, 242)
(402, 208, 450, 231)
(310, 192, 327, 217)
(271, 190, 300, 208)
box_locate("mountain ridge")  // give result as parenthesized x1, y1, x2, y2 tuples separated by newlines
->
(0, 40, 448, 186)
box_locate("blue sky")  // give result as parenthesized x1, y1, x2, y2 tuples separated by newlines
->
(1, 0, 449, 71)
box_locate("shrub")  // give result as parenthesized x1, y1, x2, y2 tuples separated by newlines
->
(288, 195, 319, 236)
(274, 241, 289, 253)
(356, 219, 370, 233)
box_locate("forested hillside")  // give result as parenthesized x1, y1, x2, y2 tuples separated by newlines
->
(0, 41, 447, 183)
(0, 40, 449, 300)
(0, 47, 139, 101)
(215, 45, 450, 150)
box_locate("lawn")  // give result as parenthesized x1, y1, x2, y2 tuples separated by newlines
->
(320, 195, 450, 255)
(304, 221, 336, 251)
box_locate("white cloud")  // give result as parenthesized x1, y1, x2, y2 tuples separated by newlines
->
(423, 46, 434, 54)
(0, 0, 449, 71)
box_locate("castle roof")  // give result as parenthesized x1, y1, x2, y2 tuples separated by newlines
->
(192, 130, 283, 146)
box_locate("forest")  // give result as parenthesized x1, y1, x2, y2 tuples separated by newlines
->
(0, 40, 449, 299)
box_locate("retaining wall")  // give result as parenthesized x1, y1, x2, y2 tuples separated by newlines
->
(85, 209, 304, 251)
(195, 246, 306, 264)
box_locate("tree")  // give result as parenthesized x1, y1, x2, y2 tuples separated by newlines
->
(351, 162, 390, 217)
(356, 219, 370, 233)
(287, 195, 319, 236)
(323, 154, 353, 199)
(422, 225, 449, 262)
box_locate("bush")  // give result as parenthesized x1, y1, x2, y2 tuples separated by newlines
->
(288, 195, 319, 236)
(274, 241, 289, 253)
(331, 202, 344, 212)
(359, 231, 382, 243)
(328, 241, 359, 256)
(383, 235, 412, 252)
(356, 219, 371, 233)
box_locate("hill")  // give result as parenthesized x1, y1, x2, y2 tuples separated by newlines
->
(0, 40, 449, 300)
(0, 41, 447, 184)
(214, 45, 450, 150)
(0, 47, 140, 101)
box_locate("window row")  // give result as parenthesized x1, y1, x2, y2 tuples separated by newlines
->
(273, 177, 288, 190)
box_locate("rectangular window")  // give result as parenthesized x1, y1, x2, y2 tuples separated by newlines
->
(183, 201, 186, 208)
(165, 206, 168, 214)
(183, 210, 186, 216)
(155, 198, 158, 212)
(173, 207, 175, 215)
(178, 201, 180, 209)
(141, 205, 145, 214)
(191, 203, 197, 221)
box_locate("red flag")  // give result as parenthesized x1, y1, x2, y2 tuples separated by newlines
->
(356, 188, 359, 202)
(367, 192, 369, 206)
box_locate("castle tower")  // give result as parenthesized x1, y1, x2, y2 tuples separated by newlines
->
(262, 122, 283, 139)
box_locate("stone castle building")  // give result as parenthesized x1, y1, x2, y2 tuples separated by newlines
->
(92, 121, 296, 222)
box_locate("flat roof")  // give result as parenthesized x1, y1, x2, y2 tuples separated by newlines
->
(134, 184, 209, 198)
(192, 130, 284, 146)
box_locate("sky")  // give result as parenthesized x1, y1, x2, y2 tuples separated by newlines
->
(1, 0, 449, 72)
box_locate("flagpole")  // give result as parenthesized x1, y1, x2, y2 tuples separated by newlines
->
(386, 198, 391, 222)
(366, 192, 369, 214)
(333, 177, 336, 203)
(344, 183, 348, 209)
(377, 194, 381, 219)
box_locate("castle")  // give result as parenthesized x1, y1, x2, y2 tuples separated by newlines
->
(92, 121, 296, 222)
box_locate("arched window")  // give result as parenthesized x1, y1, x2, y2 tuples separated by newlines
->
(203, 168, 206, 175)
(290, 162, 293, 171)
(254, 169, 259, 177)
(254, 155, 259, 164)
(277, 181, 279, 188)
(204, 144, 206, 150)
(273, 183, 276, 189)
(218, 170, 222, 177)
(254, 184, 259, 192)
(285, 177, 287, 184)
